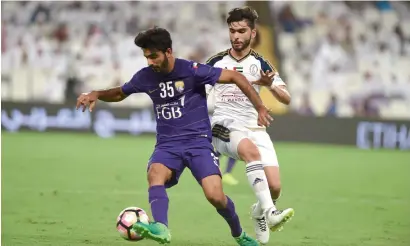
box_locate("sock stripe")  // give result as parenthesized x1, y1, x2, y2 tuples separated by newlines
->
(246, 164, 263, 173)
(246, 167, 263, 173)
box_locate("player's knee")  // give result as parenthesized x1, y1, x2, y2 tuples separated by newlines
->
(201, 175, 227, 208)
(238, 141, 260, 162)
(205, 190, 226, 209)
(147, 163, 172, 186)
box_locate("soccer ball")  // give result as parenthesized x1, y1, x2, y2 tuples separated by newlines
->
(116, 207, 150, 241)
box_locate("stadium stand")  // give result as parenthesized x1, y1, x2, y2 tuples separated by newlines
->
(1, 1, 244, 106)
(270, 1, 410, 119)
(1, 1, 409, 119)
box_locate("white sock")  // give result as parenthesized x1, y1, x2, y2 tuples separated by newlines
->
(246, 161, 275, 213)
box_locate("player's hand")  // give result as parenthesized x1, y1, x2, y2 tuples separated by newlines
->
(76, 91, 98, 112)
(257, 105, 274, 127)
(251, 70, 276, 87)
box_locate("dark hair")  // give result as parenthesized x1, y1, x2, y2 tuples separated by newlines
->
(227, 6, 259, 29)
(134, 27, 172, 53)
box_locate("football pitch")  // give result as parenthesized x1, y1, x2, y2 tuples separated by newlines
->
(2, 132, 410, 246)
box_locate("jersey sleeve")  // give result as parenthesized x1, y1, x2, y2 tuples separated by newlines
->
(120, 70, 145, 96)
(192, 62, 222, 86)
(259, 58, 286, 87)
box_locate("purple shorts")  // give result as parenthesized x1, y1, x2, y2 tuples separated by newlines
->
(147, 138, 221, 188)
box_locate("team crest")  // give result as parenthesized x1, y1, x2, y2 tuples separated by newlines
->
(250, 64, 258, 76)
(175, 81, 185, 93)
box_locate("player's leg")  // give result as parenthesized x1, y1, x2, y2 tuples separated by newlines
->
(147, 163, 172, 227)
(252, 131, 294, 232)
(132, 149, 184, 244)
(225, 157, 237, 174)
(234, 132, 274, 244)
(212, 125, 274, 243)
(212, 136, 239, 185)
(185, 144, 258, 246)
(201, 175, 258, 246)
(264, 166, 281, 201)
(230, 130, 275, 213)
(222, 157, 239, 185)
(211, 126, 239, 185)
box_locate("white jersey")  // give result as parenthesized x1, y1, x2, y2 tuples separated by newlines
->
(206, 49, 286, 130)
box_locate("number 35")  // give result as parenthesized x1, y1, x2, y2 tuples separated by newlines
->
(159, 81, 174, 98)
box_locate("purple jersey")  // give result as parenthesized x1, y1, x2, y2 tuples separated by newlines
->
(121, 58, 222, 144)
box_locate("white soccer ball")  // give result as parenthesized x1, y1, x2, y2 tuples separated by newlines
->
(116, 207, 150, 241)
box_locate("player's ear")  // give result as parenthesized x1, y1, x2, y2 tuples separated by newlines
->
(165, 48, 172, 58)
(251, 28, 257, 40)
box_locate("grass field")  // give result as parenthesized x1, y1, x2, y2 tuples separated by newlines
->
(1, 132, 410, 246)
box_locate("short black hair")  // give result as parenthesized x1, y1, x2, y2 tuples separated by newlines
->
(227, 6, 259, 29)
(134, 27, 172, 53)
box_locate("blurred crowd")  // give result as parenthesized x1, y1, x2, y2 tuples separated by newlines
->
(271, 1, 410, 119)
(1, 1, 242, 106)
(1, 1, 409, 119)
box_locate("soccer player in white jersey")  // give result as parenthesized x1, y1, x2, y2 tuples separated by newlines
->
(206, 6, 294, 244)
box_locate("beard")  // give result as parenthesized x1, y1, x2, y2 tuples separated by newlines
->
(151, 57, 169, 73)
(231, 36, 252, 52)
(161, 56, 169, 71)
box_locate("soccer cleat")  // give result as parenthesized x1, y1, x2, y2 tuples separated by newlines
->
(266, 207, 295, 232)
(222, 173, 239, 185)
(234, 231, 259, 246)
(250, 203, 269, 244)
(132, 221, 171, 244)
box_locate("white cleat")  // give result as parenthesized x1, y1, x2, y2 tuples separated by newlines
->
(250, 203, 270, 244)
(266, 207, 295, 232)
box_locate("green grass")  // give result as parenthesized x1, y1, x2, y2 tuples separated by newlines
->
(2, 132, 410, 246)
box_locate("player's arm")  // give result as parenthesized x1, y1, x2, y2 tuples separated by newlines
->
(217, 69, 266, 110)
(217, 69, 273, 126)
(76, 71, 143, 112)
(193, 62, 272, 127)
(271, 83, 291, 105)
(95, 87, 129, 102)
(252, 61, 291, 105)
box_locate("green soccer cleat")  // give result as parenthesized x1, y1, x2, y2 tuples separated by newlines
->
(234, 231, 259, 246)
(132, 221, 171, 244)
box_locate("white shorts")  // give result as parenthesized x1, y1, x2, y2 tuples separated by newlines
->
(212, 126, 279, 167)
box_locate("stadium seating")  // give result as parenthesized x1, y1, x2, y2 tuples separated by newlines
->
(1, 1, 409, 119)
(270, 1, 410, 119)
(1, 1, 244, 105)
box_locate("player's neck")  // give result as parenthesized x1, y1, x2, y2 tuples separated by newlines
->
(229, 47, 252, 61)
(164, 57, 176, 74)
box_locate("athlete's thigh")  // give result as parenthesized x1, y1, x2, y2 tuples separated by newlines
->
(251, 131, 279, 167)
(148, 147, 185, 188)
(183, 141, 222, 186)
(211, 123, 248, 160)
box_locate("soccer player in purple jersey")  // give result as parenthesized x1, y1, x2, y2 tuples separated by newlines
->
(76, 27, 273, 245)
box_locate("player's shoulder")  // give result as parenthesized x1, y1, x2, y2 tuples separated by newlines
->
(129, 67, 152, 84)
(250, 50, 276, 71)
(250, 50, 271, 64)
(176, 58, 200, 73)
(134, 66, 153, 77)
(205, 49, 229, 66)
